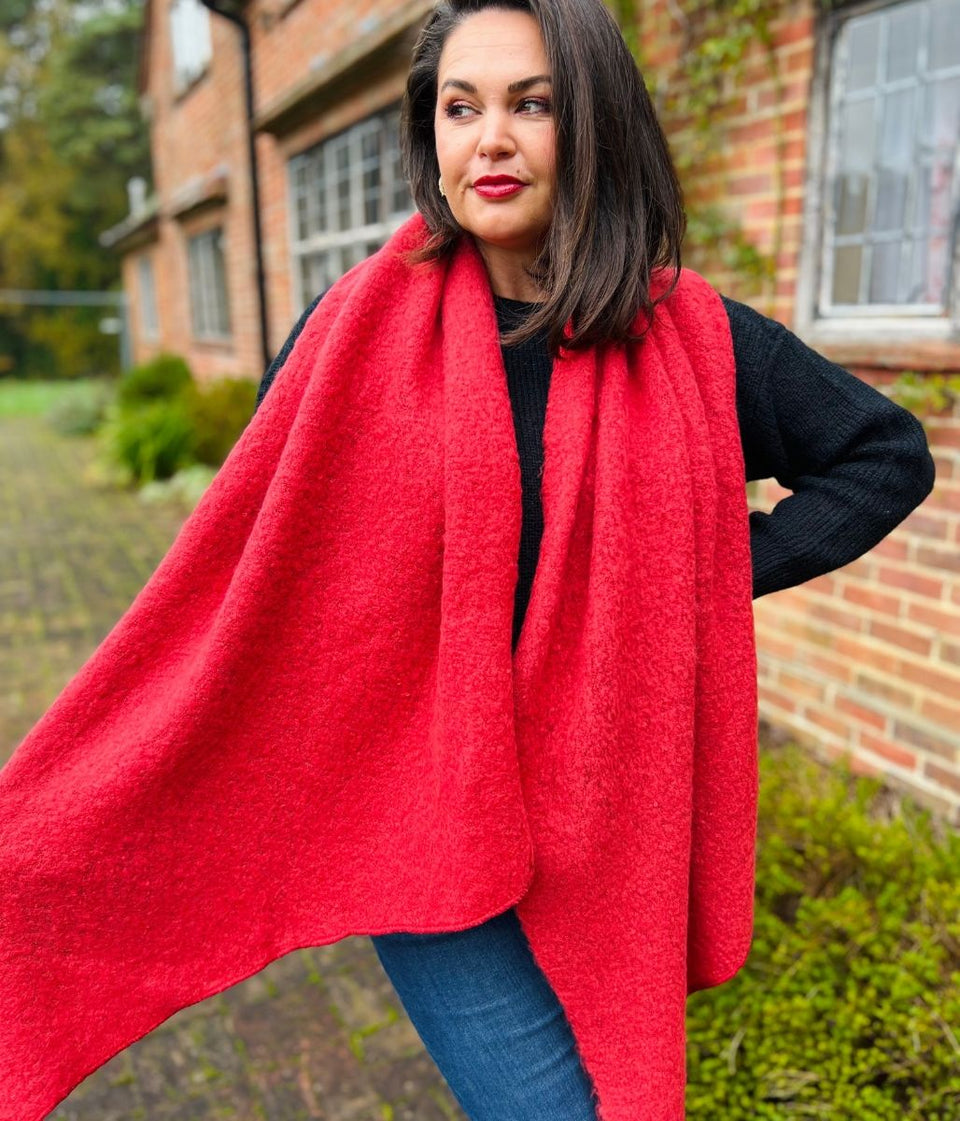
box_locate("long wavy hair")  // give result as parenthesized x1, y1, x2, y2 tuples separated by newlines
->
(400, 0, 686, 354)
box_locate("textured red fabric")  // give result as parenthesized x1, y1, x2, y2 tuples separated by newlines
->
(0, 212, 757, 1121)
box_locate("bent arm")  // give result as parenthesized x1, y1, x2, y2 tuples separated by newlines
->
(723, 297, 936, 600)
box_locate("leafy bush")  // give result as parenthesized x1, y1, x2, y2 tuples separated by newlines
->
(181, 377, 257, 466)
(116, 353, 192, 410)
(100, 399, 196, 484)
(45, 381, 114, 435)
(686, 742, 960, 1120)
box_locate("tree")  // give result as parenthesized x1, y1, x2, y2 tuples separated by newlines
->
(0, 0, 150, 378)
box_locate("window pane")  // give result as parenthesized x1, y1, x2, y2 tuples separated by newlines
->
(362, 128, 382, 225)
(902, 235, 949, 304)
(928, 0, 960, 71)
(845, 15, 881, 92)
(294, 163, 308, 240)
(927, 235, 949, 300)
(885, 6, 921, 81)
(927, 77, 960, 237)
(187, 229, 230, 339)
(839, 99, 877, 174)
(880, 87, 915, 168)
(905, 237, 928, 302)
(334, 141, 351, 231)
(137, 256, 158, 336)
(832, 244, 863, 303)
(312, 150, 326, 237)
(188, 240, 201, 335)
(869, 240, 902, 302)
(927, 74, 960, 152)
(170, 0, 211, 87)
(385, 111, 410, 216)
(211, 230, 230, 336)
(343, 243, 368, 271)
(835, 173, 870, 235)
(913, 166, 931, 231)
(300, 254, 328, 305)
(393, 175, 412, 216)
(874, 168, 908, 231)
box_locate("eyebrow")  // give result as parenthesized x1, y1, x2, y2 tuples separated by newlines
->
(439, 74, 552, 95)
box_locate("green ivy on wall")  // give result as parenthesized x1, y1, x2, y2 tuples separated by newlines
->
(887, 371, 960, 417)
(610, 0, 787, 299)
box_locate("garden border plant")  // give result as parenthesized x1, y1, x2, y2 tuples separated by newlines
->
(97, 352, 258, 490)
(686, 740, 960, 1119)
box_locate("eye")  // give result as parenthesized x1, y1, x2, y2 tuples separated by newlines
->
(518, 97, 551, 113)
(443, 101, 474, 119)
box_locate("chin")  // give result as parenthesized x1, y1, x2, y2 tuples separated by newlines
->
(467, 220, 546, 253)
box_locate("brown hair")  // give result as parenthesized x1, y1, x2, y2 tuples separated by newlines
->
(401, 0, 686, 354)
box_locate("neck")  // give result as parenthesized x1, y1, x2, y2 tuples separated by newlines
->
(475, 239, 547, 303)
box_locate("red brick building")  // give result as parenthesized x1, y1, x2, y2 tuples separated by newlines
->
(103, 0, 960, 821)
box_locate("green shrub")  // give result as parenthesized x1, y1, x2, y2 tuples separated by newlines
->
(116, 353, 192, 410)
(45, 381, 114, 435)
(100, 399, 196, 484)
(181, 377, 257, 466)
(686, 742, 960, 1120)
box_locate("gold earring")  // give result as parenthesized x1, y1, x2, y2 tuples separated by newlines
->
(438, 176, 446, 198)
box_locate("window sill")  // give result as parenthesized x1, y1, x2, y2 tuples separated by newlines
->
(800, 319, 960, 372)
(191, 335, 234, 349)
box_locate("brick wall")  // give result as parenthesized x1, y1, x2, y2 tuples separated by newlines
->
(751, 396, 960, 823)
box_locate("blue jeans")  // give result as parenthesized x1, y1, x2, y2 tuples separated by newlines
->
(370, 907, 600, 1121)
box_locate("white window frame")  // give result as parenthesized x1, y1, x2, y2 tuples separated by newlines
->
(136, 254, 159, 340)
(796, 0, 960, 344)
(287, 104, 415, 314)
(187, 227, 231, 341)
(169, 0, 212, 93)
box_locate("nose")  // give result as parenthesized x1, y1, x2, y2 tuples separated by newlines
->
(476, 107, 517, 160)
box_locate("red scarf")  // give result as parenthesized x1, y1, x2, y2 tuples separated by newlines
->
(0, 213, 757, 1121)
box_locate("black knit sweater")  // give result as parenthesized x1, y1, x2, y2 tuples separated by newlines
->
(255, 291, 936, 652)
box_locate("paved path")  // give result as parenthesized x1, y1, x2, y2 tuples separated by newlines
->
(0, 418, 465, 1121)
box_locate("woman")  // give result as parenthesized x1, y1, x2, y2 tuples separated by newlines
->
(254, 2, 936, 1118)
(0, 1, 934, 1120)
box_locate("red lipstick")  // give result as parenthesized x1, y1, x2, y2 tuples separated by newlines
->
(473, 175, 525, 199)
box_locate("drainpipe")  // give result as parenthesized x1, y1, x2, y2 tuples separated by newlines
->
(199, 0, 271, 372)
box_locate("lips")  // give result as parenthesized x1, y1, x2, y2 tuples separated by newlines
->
(474, 175, 524, 186)
(473, 175, 526, 199)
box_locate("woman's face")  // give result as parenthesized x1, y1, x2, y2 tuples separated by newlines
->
(434, 8, 557, 264)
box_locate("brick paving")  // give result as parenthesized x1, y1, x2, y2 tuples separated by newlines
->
(0, 418, 465, 1121)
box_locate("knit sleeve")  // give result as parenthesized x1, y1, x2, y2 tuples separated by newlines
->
(254, 290, 327, 413)
(722, 296, 936, 600)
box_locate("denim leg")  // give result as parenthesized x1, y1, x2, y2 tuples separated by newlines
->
(370, 908, 599, 1121)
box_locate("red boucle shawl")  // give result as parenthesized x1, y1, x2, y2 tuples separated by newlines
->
(0, 212, 757, 1121)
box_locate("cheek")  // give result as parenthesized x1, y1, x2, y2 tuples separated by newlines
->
(435, 128, 468, 179)
(539, 133, 557, 180)
(523, 128, 556, 189)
